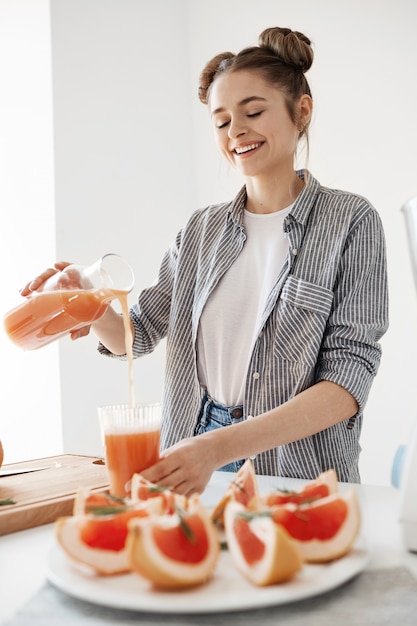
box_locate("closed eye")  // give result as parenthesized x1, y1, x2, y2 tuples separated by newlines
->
(215, 110, 263, 129)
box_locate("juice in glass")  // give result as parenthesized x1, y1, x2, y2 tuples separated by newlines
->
(104, 428, 160, 498)
(99, 404, 161, 498)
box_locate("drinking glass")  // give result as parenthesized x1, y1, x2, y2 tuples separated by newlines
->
(98, 403, 161, 498)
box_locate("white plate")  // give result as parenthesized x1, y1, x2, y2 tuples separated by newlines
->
(46, 541, 370, 614)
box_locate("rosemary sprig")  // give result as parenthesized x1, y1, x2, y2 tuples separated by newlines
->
(294, 510, 310, 522)
(175, 506, 196, 543)
(230, 478, 246, 494)
(274, 487, 296, 495)
(149, 485, 171, 493)
(106, 494, 126, 504)
(297, 497, 320, 506)
(0, 498, 16, 506)
(237, 510, 272, 522)
(238, 505, 312, 523)
(88, 505, 129, 516)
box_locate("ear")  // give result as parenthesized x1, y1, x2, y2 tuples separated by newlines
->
(298, 94, 313, 130)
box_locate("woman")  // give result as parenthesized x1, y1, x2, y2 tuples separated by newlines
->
(22, 27, 389, 495)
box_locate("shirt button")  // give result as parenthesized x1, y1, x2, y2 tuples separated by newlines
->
(291, 248, 298, 255)
(252, 372, 260, 380)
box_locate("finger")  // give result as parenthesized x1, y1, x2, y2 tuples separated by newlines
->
(159, 474, 190, 495)
(184, 485, 201, 498)
(20, 268, 58, 296)
(20, 262, 73, 296)
(158, 468, 200, 496)
(54, 261, 72, 271)
(70, 326, 91, 340)
(141, 466, 175, 486)
(141, 456, 182, 485)
(171, 477, 204, 497)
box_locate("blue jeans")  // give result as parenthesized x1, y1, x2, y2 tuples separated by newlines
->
(194, 393, 245, 473)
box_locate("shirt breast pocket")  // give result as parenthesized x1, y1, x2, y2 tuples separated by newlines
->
(273, 276, 334, 366)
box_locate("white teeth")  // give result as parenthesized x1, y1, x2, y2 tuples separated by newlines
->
(234, 143, 261, 154)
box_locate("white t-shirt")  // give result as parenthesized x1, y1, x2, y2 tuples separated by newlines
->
(197, 204, 292, 406)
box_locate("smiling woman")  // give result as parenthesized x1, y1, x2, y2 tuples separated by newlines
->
(91, 26, 387, 493)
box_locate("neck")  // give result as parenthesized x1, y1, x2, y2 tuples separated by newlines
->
(245, 171, 304, 215)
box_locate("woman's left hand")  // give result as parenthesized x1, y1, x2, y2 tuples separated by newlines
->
(141, 436, 218, 497)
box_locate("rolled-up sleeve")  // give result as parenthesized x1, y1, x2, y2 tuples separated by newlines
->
(316, 209, 389, 413)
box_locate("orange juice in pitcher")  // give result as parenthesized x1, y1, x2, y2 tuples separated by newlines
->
(3, 254, 134, 350)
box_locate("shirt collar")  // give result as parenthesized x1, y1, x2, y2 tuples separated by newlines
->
(227, 169, 320, 227)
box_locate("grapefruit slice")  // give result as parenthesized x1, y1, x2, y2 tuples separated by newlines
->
(211, 459, 258, 527)
(130, 473, 188, 514)
(270, 488, 361, 562)
(260, 469, 338, 507)
(73, 487, 127, 516)
(56, 499, 162, 575)
(224, 500, 303, 586)
(127, 494, 220, 589)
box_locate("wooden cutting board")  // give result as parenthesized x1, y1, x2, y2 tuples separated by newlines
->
(0, 454, 110, 536)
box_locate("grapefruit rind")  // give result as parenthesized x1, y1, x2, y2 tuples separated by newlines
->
(280, 488, 361, 563)
(55, 498, 164, 575)
(260, 468, 339, 507)
(73, 487, 126, 516)
(127, 495, 220, 589)
(130, 473, 188, 514)
(55, 516, 130, 575)
(211, 459, 258, 526)
(224, 500, 303, 586)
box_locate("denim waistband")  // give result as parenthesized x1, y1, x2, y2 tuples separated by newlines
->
(195, 393, 246, 472)
(200, 392, 244, 421)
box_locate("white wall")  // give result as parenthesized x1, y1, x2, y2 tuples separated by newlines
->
(3, 0, 417, 486)
(0, 0, 62, 464)
(50, 0, 196, 457)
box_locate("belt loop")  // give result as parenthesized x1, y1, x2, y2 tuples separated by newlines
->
(200, 393, 212, 428)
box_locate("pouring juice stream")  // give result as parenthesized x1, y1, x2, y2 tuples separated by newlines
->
(102, 292, 161, 497)
(118, 290, 136, 408)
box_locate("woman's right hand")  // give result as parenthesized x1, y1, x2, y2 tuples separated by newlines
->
(19, 261, 92, 340)
(19, 261, 72, 296)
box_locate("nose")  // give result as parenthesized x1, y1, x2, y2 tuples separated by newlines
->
(228, 117, 246, 139)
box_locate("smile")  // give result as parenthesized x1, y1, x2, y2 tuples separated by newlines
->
(234, 142, 262, 155)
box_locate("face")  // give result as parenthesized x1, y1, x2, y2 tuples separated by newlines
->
(209, 70, 310, 180)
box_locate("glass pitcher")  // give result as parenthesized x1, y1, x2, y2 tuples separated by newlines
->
(3, 253, 134, 351)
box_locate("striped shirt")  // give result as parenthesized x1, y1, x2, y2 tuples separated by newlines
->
(99, 170, 389, 483)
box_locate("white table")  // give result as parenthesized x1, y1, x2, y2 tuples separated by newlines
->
(0, 471, 416, 624)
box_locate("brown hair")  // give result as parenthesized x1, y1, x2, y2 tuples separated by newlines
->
(198, 27, 313, 140)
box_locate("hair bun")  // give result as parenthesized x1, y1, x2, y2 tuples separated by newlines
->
(198, 51, 234, 104)
(259, 27, 313, 73)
